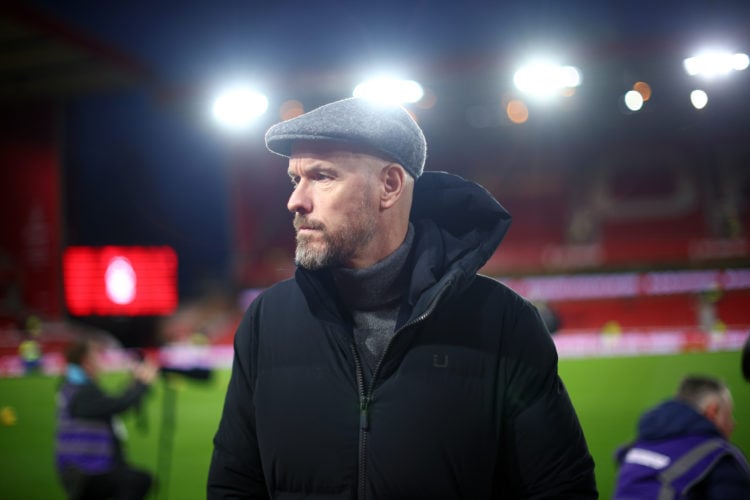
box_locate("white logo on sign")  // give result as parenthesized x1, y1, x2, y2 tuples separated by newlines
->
(105, 257, 137, 305)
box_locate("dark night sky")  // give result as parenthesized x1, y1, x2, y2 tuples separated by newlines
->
(28, 1, 750, 81)
(22, 0, 750, 298)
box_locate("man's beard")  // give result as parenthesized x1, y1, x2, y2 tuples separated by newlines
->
(293, 201, 377, 270)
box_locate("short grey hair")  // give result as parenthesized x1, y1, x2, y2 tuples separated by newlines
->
(675, 375, 729, 411)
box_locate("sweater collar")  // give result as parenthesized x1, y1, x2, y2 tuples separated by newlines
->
(333, 224, 414, 311)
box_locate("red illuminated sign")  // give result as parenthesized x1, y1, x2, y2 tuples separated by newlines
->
(63, 246, 178, 316)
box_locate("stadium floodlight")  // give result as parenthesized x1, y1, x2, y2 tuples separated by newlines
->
(683, 50, 750, 78)
(690, 89, 709, 109)
(352, 78, 424, 104)
(513, 61, 581, 100)
(211, 85, 269, 131)
(624, 90, 644, 112)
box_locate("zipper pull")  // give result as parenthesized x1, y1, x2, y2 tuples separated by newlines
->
(360, 397, 370, 431)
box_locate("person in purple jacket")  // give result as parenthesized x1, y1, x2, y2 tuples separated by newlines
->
(614, 374, 750, 499)
(55, 338, 158, 499)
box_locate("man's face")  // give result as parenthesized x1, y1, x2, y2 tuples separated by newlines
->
(714, 391, 736, 438)
(81, 343, 104, 380)
(287, 144, 384, 270)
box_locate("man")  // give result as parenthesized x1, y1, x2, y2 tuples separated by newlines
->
(208, 97, 596, 498)
(614, 375, 750, 499)
(55, 338, 158, 499)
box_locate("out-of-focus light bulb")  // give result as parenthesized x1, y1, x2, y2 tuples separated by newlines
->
(280, 100, 305, 121)
(690, 89, 708, 109)
(633, 81, 652, 101)
(506, 99, 529, 124)
(353, 78, 424, 104)
(733, 53, 750, 71)
(624, 90, 644, 111)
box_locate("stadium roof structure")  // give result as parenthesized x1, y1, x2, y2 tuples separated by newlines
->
(0, 2, 152, 101)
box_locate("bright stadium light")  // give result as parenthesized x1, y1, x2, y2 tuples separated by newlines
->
(513, 61, 581, 99)
(211, 86, 269, 131)
(352, 78, 424, 104)
(690, 89, 709, 109)
(683, 50, 750, 78)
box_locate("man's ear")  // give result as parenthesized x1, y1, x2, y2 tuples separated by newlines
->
(380, 163, 406, 209)
(703, 400, 719, 422)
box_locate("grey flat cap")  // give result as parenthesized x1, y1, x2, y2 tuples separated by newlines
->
(265, 97, 427, 179)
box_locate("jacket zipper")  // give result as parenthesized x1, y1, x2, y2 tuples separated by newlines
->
(352, 345, 369, 500)
(352, 280, 451, 500)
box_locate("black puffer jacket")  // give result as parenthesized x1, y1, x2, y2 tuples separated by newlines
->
(209, 171, 597, 499)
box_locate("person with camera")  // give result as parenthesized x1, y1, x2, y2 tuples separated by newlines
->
(55, 338, 158, 500)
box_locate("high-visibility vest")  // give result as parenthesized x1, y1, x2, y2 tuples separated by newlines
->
(614, 435, 750, 499)
(55, 383, 116, 474)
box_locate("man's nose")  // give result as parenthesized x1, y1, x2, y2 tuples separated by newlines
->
(287, 183, 311, 214)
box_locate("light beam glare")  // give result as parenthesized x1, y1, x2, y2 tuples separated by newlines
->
(683, 51, 750, 78)
(513, 61, 581, 100)
(211, 86, 269, 130)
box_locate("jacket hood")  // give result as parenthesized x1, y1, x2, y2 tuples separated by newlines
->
(405, 171, 511, 316)
(296, 170, 511, 325)
(637, 400, 722, 441)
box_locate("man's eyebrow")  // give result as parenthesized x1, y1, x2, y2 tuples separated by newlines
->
(288, 162, 337, 178)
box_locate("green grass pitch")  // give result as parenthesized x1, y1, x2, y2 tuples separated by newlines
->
(1, 350, 748, 499)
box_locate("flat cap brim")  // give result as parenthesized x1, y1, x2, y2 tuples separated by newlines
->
(265, 97, 426, 179)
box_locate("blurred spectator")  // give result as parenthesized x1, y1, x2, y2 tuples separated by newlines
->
(55, 338, 158, 499)
(18, 334, 42, 374)
(18, 316, 43, 374)
(566, 206, 598, 245)
(695, 288, 723, 334)
(614, 375, 750, 499)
